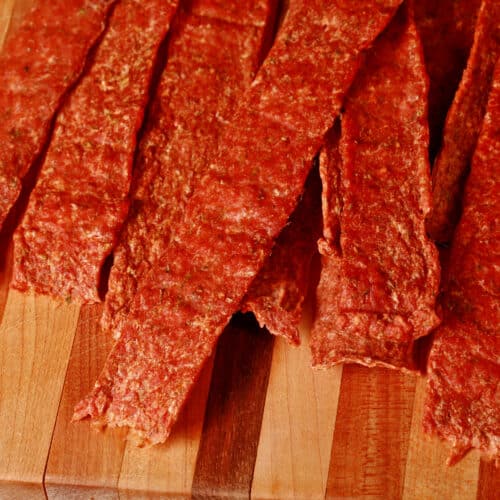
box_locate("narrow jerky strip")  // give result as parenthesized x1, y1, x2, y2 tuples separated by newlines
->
(424, 61, 500, 464)
(0, 0, 117, 229)
(74, 0, 402, 445)
(100, 0, 277, 335)
(413, 0, 481, 159)
(311, 5, 440, 371)
(11, 0, 179, 303)
(427, 0, 500, 243)
(241, 165, 322, 346)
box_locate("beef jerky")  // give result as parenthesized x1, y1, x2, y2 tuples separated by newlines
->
(427, 0, 500, 243)
(74, 0, 402, 445)
(414, 0, 481, 159)
(0, 0, 116, 229)
(11, 0, 179, 303)
(311, 6, 440, 371)
(424, 60, 500, 464)
(100, 0, 277, 335)
(241, 166, 322, 345)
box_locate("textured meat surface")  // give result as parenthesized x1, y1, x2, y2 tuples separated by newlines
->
(101, 0, 275, 335)
(241, 166, 322, 345)
(74, 0, 402, 444)
(0, 0, 116, 229)
(427, 0, 500, 243)
(311, 6, 440, 371)
(11, 0, 179, 303)
(424, 62, 500, 463)
(414, 0, 481, 159)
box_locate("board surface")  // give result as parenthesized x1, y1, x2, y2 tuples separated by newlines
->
(0, 2, 497, 498)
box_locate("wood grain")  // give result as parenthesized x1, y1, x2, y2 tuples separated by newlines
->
(45, 304, 128, 496)
(402, 377, 481, 500)
(252, 313, 341, 500)
(326, 366, 417, 499)
(0, 292, 80, 484)
(192, 314, 275, 499)
(477, 460, 500, 500)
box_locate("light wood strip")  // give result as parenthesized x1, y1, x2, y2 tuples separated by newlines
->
(0, 0, 15, 47)
(0, 480, 46, 499)
(326, 366, 417, 499)
(192, 314, 275, 499)
(0, 292, 80, 484)
(45, 304, 128, 496)
(402, 377, 481, 500)
(252, 314, 341, 500)
(117, 357, 213, 497)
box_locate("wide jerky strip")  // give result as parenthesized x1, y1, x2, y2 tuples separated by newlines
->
(427, 0, 500, 243)
(424, 61, 500, 464)
(241, 166, 322, 345)
(311, 7, 440, 370)
(0, 0, 116, 229)
(11, 0, 179, 303)
(413, 0, 481, 159)
(74, 0, 402, 444)
(100, 0, 277, 335)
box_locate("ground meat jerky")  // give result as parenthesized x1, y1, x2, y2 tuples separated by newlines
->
(0, 0, 116, 229)
(74, 0, 402, 444)
(424, 61, 500, 464)
(100, 0, 277, 335)
(414, 0, 481, 160)
(427, 0, 500, 244)
(311, 6, 440, 371)
(241, 166, 322, 345)
(11, 0, 179, 303)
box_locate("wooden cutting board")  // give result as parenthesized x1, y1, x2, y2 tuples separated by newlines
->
(0, 2, 497, 498)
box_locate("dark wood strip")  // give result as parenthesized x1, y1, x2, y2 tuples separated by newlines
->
(45, 304, 127, 495)
(192, 313, 275, 500)
(476, 459, 500, 500)
(326, 366, 417, 499)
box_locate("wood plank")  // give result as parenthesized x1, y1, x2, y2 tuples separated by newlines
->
(402, 377, 481, 500)
(252, 314, 341, 499)
(326, 366, 416, 499)
(192, 314, 275, 499)
(0, 480, 46, 500)
(45, 304, 128, 496)
(117, 358, 213, 497)
(0, 291, 80, 484)
(476, 460, 500, 500)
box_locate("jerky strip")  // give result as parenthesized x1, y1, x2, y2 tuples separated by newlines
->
(100, 0, 276, 335)
(427, 0, 500, 243)
(74, 0, 402, 445)
(424, 60, 500, 464)
(311, 6, 440, 371)
(11, 0, 179, 303)
(0, 0, 116, 229)
(241, 165, 322, 346)
(414, 0, 481, 159)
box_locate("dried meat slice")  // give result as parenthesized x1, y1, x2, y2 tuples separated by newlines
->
(311, 5, 440, 371)
(11, 0, 179, 303)
(424, 60, 500, 464)
(100, 0, 277, 335)
(414, 0, 481, 159)
(0, 0, 117, 229)
(241, 166, 322, 345)
(74, 0, 402, 444)
(427, 0, 500, 243)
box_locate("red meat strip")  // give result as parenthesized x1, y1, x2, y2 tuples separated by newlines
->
(0, 0, 116, 229)
(11, 0, 179, 303)
(310, 5, 440, 371)
(241, 166, 322, 345)
(74, 0, 402, 444)
(414, 0, 481, 159)
(100, 0, 278, 335)
(424, 60, 500, 464)
(427, 0, 500, 243)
